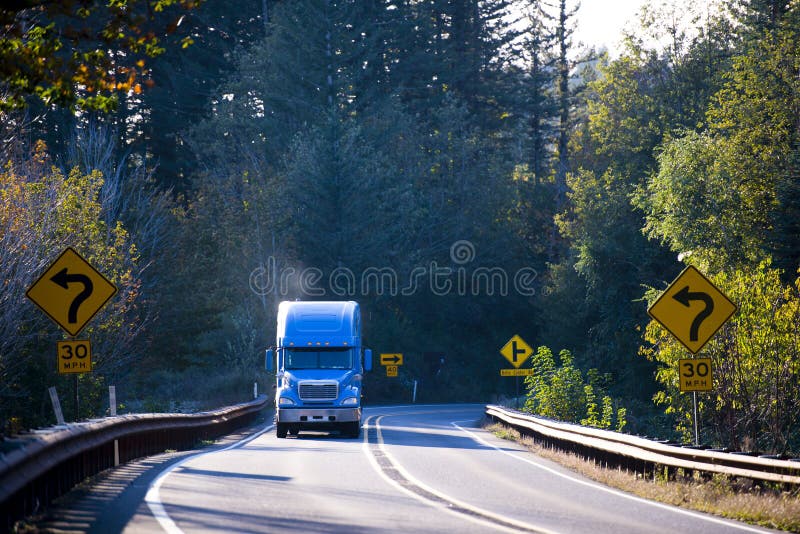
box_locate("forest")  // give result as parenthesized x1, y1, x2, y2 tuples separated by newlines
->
(1, 0, 798, 454)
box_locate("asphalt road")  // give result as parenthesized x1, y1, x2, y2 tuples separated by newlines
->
(37, 404, 779, 533)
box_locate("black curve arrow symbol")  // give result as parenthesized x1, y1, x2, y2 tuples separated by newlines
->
(672, 286, 714, 342)
(50, 268, 93, 324)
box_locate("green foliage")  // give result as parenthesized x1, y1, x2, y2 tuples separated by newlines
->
(524, 346, 626, 431)
(638, 131, 764, 270)
(542, 9, 735, 405)
(639, 22, 800, 272)
(630, 5, 800, 449)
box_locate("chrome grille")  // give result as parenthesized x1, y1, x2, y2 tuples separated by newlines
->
(298, 381, 338, 401)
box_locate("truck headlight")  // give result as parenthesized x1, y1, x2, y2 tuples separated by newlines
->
(341, 397, 358, 406)
(278, 397, 295, 406)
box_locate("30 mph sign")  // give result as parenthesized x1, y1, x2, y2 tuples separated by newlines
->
(57, 340, 93, 374)
(679, 358, 712, 392)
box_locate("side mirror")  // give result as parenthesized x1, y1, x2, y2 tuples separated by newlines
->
(364, 348, 373, 372)
(265, 349, 274, 372)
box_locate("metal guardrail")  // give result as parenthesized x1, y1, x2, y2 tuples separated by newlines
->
(0, 394, 269, 531)
(485, 404, 800, 487)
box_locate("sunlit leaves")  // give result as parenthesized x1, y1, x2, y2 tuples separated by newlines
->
(524, 345, 626, 431)
(0, 0, 201, 111)
(638, 131, 767, 271)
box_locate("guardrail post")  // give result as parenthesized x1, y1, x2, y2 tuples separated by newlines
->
(665, 465, 676, 481)
(48, 387, 65, 426)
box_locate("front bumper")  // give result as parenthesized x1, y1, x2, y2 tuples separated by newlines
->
(277, 407, 361, 424)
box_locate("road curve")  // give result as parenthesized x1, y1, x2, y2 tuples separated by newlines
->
(41, 404, 781, 533)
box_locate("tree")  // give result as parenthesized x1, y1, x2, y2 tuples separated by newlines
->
(639, 131, 765, 271)
(553, 0, 579, 213)
(638, 18, 799, 273)
(517, 0, 558, 186)
(134, 0, 269, 192)
(706, 22, 800, 273)
(165, 0, 398, 374)
(539, 5, 736, 405)
(729, 0, 795, 37)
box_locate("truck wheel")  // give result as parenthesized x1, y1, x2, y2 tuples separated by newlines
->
(344, 421, 361, 438)
(276, 423, 288, 438)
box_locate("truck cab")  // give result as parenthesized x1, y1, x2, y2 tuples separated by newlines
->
(266, 301, 372, 438)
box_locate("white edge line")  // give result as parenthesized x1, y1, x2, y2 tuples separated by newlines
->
(452, 421, 773, 534)
(362, 415, 557, 534)
(145, 422, 275, 534)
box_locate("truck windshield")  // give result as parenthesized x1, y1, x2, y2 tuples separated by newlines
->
(285, 348, 353, 370)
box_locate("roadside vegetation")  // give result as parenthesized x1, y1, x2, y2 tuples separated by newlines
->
(488, 422, 800, 533)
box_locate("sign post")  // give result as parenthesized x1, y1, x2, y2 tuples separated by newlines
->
(55, 338, 91, 420)
(48, 386, 65, 425)
(679, 357, 713, 445)
(648, 266, 736, 445)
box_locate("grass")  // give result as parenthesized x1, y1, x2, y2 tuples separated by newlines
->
(486, 422, 800, 533)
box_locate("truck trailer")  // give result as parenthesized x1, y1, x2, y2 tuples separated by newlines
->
(266, 301, 372, 438)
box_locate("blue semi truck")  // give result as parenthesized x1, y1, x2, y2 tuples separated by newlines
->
(266, 301, 372, 438)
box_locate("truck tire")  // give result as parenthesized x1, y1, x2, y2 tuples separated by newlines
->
(344, 421, 361, 438)
(276, 423, 288, 438)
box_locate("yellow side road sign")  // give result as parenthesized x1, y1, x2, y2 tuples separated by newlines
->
(26, 247, 117, 337)
(500, 335, 533, 368)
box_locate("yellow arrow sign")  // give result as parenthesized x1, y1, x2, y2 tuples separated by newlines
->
(500, 335, 533, 368)
(380, 353, 403, 365)
(26, 248, 118, 337)
(648, 266, 736, 354)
